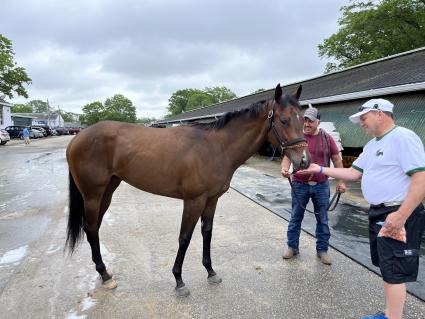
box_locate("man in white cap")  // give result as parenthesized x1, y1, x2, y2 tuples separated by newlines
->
(299, 99, 425, 319)
(281, 107, 346, 265)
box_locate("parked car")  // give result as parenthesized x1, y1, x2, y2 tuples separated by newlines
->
(30, 126, 48, 137)
(5, 125, 26, 138)
(67, 127, 81, 135)
(31, 128, 44, 138)
(35, 125, 53, 136)
(0, 129, 10, 145)
(53, 127, 69, 135)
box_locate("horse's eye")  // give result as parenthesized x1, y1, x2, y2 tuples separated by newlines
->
(280, 117, 289, 126)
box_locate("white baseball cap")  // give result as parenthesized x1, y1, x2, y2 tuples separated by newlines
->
(349, 99, 394, 123)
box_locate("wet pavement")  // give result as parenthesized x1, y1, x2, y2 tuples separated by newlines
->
(1, 137, 425, 318)
(237, 156, 425, 301)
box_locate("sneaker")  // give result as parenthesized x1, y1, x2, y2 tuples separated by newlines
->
(317, 251, 332, 265)
(360, 312, 388, 319)
(282, 246, 298, 259)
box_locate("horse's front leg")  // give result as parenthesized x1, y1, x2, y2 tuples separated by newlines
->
(172, 196, 206, 297)
(201, 197, 222, 285)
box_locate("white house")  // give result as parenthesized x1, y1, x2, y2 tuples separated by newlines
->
(0, 100, 13, 129)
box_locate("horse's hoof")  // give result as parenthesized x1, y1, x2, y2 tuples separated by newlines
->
(103, 279, 118, 290)
(175, 285, 190, 297)
(208, 275, 222, 284)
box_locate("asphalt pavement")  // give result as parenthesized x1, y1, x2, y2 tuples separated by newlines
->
(0, 136, 424, 319)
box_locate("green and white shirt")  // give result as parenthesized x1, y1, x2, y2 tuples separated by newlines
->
(352, 126, 425, 205)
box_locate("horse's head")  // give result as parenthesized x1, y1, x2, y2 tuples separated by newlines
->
(267, 83, 311, 171)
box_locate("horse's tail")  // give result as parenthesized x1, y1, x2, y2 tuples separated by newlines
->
(65, 171, 85, 254)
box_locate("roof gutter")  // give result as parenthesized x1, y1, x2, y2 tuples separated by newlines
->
(301, 81, 425, 106)
(157, 112, 225, 125)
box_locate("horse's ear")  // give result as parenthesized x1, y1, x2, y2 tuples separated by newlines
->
(274, 83, 283, 102)
(293, 85, 302, 100)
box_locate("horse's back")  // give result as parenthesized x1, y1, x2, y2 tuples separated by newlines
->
(67, 121, 218, 198)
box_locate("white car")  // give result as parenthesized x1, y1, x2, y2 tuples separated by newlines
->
(0, 129, 11, 145)
(31, 128, 44, 138)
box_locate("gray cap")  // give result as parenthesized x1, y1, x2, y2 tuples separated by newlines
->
(304, 107, 319, 121)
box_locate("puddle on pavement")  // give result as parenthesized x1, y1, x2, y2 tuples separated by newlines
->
(231, 166, 425, 301)
(0, 150, 68, 216)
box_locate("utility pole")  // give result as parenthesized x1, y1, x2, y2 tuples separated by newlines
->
(58, 105, 62, 127)
(47, 99, 51, 126)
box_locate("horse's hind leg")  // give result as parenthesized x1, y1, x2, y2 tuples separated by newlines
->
(201, 197, 222, 284)
(83, 190, 117, 289)
(92, 176, 121, 284)
(98, 176, 121, 228)
(172, 196, 207, 297)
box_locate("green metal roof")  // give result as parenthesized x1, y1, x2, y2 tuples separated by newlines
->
(315, 91, 425, 148)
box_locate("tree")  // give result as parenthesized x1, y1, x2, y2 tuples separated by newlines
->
(186, 92, 217, 111)
(252, 88, 266, 94)
(167, 86, 237, 116)
(204, 86, 237, 103)
(103, 94, 137, 123)
(81, 101, 104, 125)
(29, 99, 49, 113)
(167, 88, 204, 115)
(137, 117, 157, 126)
(0, 34, 32, 98)
(12, 103, 32, 113)
(81, 94, 137, 126)
(56, 111, 79, 123)
(318, 0, 425, 72)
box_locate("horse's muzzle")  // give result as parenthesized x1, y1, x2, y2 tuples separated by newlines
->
(299, 150, 310, 170)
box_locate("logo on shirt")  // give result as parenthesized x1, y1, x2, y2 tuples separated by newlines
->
(376, 149, 384, 157)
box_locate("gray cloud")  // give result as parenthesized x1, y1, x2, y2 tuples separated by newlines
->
(1, 0, 347, 118)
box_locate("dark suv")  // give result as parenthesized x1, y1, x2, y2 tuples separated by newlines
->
(5, 125, 26, 138)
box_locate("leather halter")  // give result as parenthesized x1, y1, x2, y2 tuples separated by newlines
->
(267, 100, 307, 153)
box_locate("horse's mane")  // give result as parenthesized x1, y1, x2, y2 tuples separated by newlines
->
(191, 94, 298, 131)
(191, 100, 268, 130)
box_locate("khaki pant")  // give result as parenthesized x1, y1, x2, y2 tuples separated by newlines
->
(24, 136, 30, 144)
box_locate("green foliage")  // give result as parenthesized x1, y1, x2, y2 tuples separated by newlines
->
(204, 86, 237, 103)
(167, 86, 237, 116)
(12, 103, 32, 113)
(81, 101, 104, 125)
(167, 88, 203, 115)
(103, 94, 137, 123)
(136, 117, 157, 126)
(0, 34, 32, 98)
(81, 94, 137, 125)
(318, 0, 425, 72)
(57, 111, 79, 123)
(252, 88, 266, 94)
(186, 91, 217, 111)
(29, 99, 49, 113)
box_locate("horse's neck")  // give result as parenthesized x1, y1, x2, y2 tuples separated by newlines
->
(211, 111, 268, 169)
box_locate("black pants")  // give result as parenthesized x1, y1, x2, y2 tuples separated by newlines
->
(369, 204, 425, 284)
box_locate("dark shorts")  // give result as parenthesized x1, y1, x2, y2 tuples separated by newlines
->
(369, 204, 425, 284)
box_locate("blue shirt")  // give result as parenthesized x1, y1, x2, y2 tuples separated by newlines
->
(23, 128, 30, 137)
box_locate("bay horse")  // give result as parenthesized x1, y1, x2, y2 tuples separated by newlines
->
(65, 83, 310, 296)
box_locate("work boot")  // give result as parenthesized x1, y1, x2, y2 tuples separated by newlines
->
(317, 251, 332, 265)
(282, 246, 298, 259)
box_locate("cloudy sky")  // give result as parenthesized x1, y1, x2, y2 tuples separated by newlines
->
(1, 0, 347, 119)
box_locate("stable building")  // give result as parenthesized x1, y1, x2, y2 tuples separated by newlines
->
(156, 47, 425, 161)
(11, 112, 65, 127)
